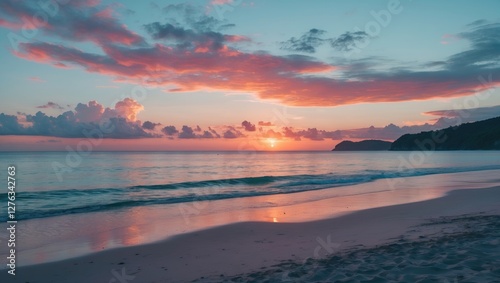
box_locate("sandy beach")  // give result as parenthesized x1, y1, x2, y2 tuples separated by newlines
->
(2, 171, 500, 283)
(2, 0, 500, 281)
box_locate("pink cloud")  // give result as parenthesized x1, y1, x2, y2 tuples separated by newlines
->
(0, 98, 152, 139)
(15, 40, 499, 107)
(211, 0, 234, 5)
(0, 0, 143, 46)
(73, 98, 143, 123)
(3, 2, 499, 107)
(258, 121, 273, 126)
(0, 18, 23, 29)
(114, 98, 143, 121)
(440, 33, 460, 45)
(28, 76, 45, 83)
(16, 40, 498, 106)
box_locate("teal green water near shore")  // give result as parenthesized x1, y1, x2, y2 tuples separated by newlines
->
(1, 151, 499, 221)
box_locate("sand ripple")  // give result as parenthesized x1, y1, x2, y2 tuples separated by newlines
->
(195, 214, 500, 282)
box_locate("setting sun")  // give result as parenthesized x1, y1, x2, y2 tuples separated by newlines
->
(267, 138, 277, 148)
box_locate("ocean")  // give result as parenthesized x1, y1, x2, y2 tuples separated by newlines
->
(1, 151, 500, 222)
(1, 151, 499, 266)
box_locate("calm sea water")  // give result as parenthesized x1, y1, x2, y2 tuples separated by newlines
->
(1, 151, 499, 221)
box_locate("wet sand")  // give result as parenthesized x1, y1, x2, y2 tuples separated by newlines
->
(3, 182, 499, 282)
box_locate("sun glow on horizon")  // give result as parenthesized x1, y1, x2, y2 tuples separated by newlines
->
(267, 138, 277, 149)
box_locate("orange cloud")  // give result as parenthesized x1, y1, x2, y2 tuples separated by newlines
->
(15, 39, 499, 107)
(5, 1, 500, 107)
(115, 98, 144, 122)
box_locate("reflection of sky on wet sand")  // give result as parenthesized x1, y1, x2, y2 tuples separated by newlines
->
(5, 170, 499, 266)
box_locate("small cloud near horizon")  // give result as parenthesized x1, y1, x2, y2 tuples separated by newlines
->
(3, 100, 500, 141)
(36, 139, 61, 143)
(36, 102, 65, 110)
(28, 77, 45, 83)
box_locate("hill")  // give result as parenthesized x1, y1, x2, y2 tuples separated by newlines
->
(332, 140, 392, 151)
(390, 116, 500, 150)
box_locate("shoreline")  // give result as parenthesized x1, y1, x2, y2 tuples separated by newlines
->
(2, 180, 500, 282)
(3, 169, 499, 268)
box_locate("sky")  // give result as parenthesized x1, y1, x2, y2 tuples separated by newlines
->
(0, 0, 499, 151)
